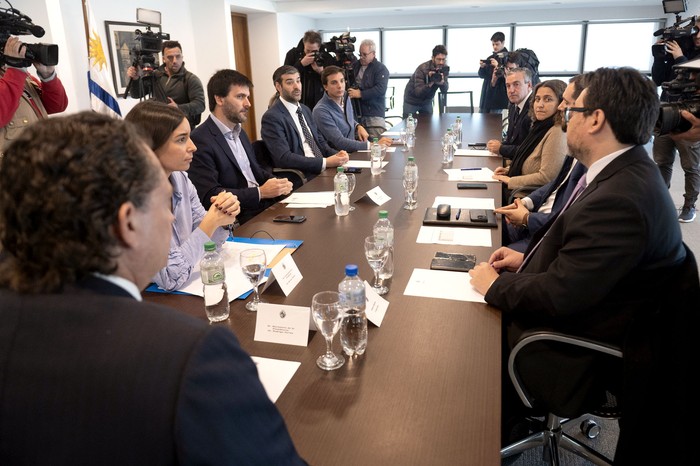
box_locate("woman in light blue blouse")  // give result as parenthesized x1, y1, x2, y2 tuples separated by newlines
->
(126, 101, 240, 291)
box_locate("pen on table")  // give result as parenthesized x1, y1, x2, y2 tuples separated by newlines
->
(461, 167, 482, 171)
(456, 208, 461, 220)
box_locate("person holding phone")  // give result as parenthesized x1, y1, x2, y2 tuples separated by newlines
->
(125, 101, 240, 291)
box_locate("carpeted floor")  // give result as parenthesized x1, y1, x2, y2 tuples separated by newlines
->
(503, 152, 697, 465)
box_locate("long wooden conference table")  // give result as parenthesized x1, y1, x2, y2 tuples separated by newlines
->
(146, 113, 505, 465)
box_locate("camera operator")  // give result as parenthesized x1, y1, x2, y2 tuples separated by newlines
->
(402, 45, 449, 118)
(284, 30, 325, 110)
(478, 32, 509, 114)
(1, 36, 67, 152)
(126, 40, 205, 129)
(651, 23, 700, 223)
(348, 39, 389, 139)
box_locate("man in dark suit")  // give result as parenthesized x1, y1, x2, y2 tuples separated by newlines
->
(261, 65, 349, 181)
(0, 112, 305, 464)
(486, 67, 533, 159)
(469, 67, 688, 460)
(188, 69, 292, 225)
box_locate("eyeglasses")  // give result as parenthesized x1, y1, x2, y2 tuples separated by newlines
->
(564, 107, 591, 123)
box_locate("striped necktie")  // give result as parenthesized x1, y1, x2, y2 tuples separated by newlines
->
(296, 107, 322, 158)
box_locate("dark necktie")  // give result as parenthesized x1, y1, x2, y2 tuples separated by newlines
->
(517, 176, 588, 273)
(296, 107, 322, 158)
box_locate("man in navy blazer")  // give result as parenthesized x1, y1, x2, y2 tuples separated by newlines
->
(188, 69, 293, 225)
(0, 112, 305, 464)
(470, 68, 689, 461)
(486, 67, 533, 159)
(261, 65, 349, 181)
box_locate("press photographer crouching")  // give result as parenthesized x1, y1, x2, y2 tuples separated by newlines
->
(0, 6, 67, 152)
(652, 13, 700, 222)
(126, 39, 205, 129)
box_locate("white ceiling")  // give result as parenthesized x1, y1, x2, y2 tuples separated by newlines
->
(271, 0, 661, 19)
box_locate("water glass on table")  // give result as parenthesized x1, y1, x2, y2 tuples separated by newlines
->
(364, 236, 389, 295)
(240, 248, 266, 312)
(346, 173, 356, 211)
(311, 291, 345, 370)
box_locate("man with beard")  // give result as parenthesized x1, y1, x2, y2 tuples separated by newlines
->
(188, 69, 293, 225)
(261, 65, 348, 182)
(469, 67, 692, 462)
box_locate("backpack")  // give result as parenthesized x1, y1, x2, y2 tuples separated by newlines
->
(512, 48, 540, 83)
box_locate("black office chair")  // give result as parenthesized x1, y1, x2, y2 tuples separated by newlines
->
(501, 244, 698, 466)
(438, 91, 474, 114)
(501, 330, 622, 466)
(385, 86, 395, 112)
(251, 140, 307, 191)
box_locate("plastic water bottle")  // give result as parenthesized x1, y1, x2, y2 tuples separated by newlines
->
(442, 128, 455, 163)
(454, 116, 463, 146)
(403, 156, 418, 210)
(407, 113, 416, 134)
(200, 241, 230, 322)
(334, 166, 349, 216)
(338, 264, 367, 357)
(373, 210, 394, 280)
(370, 137, 382, 176)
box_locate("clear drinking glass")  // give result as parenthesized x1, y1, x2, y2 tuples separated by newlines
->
(364, 236, 389, 295)
(311, 291, 345, 370)
(240, 248, 267, 311)
(403, 174, 418, 210)
(400, 130, 408, 152)
(406, 131, 415, 150)
(346, 173, 356, 211)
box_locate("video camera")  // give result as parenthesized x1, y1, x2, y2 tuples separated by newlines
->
(488, 51, 509, 78)
(652, 15, 698, 59)
(130, 26, 170, 75)
(655, 59, 700, 134)
(426, 65, 450, 84)
(0, 5, 58, 67)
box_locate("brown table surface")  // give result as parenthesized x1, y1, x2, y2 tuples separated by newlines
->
(145, 113, 505, 465)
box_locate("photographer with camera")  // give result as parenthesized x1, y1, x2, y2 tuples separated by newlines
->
(1, 29, 67, 152)
(126, 40, 205, 129)
(651, 18, 700, 222)
(348, 39, 389, 139)
(284, 30, 326, 110)
(402, 45, 449, 118)
(478, 32, 509, 114)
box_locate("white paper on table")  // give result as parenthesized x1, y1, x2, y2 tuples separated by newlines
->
(433, 196, 495, 210)
(416, 225, 492, 247)
(454, 148, 496, 157)
(177, 242, 285, 301)
(444, 167, 497, 182)
(364, 280, 389, 327)
(280, 191, 334, 206)
(285, 203, 329, 209)
(381, 130, 401, 137)
(345, 160, 389, 169)
(250, 356, 301, 403)
(404, 268, 486, 303)
(254, 302, 311, 347)
(366, 186, 391, 205)
(269, 253, 302, 296)
(356, 147, 396, 153)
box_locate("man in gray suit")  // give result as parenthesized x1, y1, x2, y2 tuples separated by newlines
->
(0, 112, 305, 465)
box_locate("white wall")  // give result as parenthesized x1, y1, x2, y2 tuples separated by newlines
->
(18, 0, 697, 121)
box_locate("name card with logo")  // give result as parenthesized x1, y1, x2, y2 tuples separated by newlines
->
(254, 303, 310, 347)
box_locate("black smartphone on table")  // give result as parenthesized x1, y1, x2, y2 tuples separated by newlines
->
(273, 215, 307, 223)
(344, 167, 362, 174)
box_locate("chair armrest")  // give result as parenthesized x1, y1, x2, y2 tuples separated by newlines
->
(508, 185, 540, 203)
(508, 329, 623, 409)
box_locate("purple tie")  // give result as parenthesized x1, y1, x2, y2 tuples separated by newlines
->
(517, 176, 588, 273)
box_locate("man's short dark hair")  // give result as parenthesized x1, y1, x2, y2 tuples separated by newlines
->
(206, 69, 254, 112)
(273, 65, 299, 86)
(161, 40, 182, 54)
(582, 67, 659, 145)
(491, 32, 505, 43)
(0, 112, 161, 293)
(569, 73, 589, 101)
(302, 30, 322, 46)
(321, 65, 344, 86)
(432, 45, 447, 57)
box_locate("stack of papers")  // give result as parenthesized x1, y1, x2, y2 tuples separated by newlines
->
(280, 191, 334, 208)
(444, 167, 496, 182)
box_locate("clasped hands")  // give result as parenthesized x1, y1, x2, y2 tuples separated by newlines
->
(495, 198, 529, 226)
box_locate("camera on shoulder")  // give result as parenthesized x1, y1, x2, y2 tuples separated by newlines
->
(0, 6, 58, 67)
(656, 58, 700, 134)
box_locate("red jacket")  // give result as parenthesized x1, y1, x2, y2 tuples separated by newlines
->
(0, 67, 68, 126)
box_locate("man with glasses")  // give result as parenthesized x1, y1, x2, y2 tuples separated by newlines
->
(349, 39, 390, 139)
(486, 67, 533, 159)
(470, 67, 688, 460)
(402, 45, 449, 118)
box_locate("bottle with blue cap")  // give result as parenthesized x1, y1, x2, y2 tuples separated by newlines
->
(338, 264, 367, 357)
